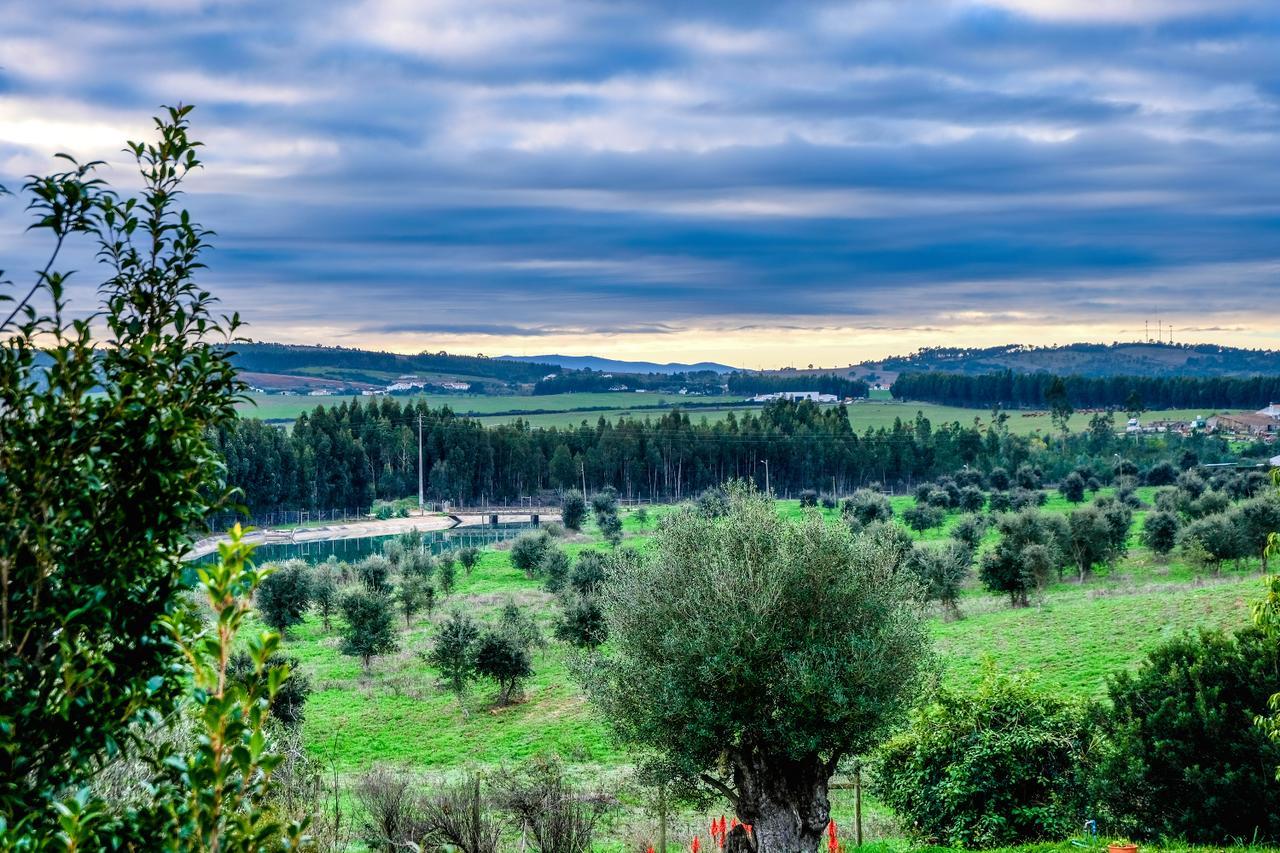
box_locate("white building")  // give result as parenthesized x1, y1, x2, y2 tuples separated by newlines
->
(440, 381, 472, 391)
(1257, 402, 1280, 419)
(749, 391, 839, 403)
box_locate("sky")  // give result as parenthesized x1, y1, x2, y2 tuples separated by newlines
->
(1, 0, 1278, 369)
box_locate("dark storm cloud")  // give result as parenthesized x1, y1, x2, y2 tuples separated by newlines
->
(1, 0, 1278, 343)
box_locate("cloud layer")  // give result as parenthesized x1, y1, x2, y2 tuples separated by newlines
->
(2, 0, 1278, 364)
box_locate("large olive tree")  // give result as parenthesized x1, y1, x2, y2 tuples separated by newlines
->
(583, 484, 929, 853)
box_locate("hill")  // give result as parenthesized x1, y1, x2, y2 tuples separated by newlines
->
(499, 353, 737, 374)
(223, 343, 561, 393)
(875, 342, 1280, 378)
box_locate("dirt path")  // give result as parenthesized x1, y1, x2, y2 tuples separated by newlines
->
(185, 511, 558, 560)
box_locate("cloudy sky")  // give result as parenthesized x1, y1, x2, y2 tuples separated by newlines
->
(2, 0, 1278, 367)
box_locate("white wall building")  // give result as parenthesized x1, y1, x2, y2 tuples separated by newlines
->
(748, 391, 839, 403)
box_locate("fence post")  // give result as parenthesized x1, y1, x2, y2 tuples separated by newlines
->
(854, 762, 863, 846)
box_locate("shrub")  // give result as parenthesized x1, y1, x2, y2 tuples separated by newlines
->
(311, 562, 340, 630)
(397, 573, 435, 627)
(987, 489, 1012, 512)
(438, 557, 458, 597)
(1088, 628, 1280, 843)
(590, 487, 618, 517)
(474, 629, 533, 705)
(1141, 509, 1180, 557)
(428, 610, 479, 714)
(598, 511, 624, 547)
(799, 489, 819, 507)
(340, 589, 399, 671)
(495, 757, 604, 853)
(555, 593, 609, 649)
(909, 541, 972, 619)
(988, 467, 1011, 491)
(356, 768, 427, 853)
(1144, 460, 1178, 486)
(561, 489, 587, 531)
(1058, 471, 1086, 504)
(228, 651, 312, 727)
(820, 493, 837, 510)
(256, 559, 312, 633)
(421, 774, 504, 853)
(457, 547, 480, 574)
(903, 502, 945, 533)
(872, 672, 1090, 847)
(980, 509, 1065, 606)
(842, 489, 893, 528)
(498, 600, 546, 655)
(1179, 512, 1246, 574)
(541, 546, 572, 593)
(950, 513, 989, 551)
(510, 530, 553, 576)
(571, 550, 608, 595)
(357, 554, 393, 594)
(958, 486, 986, 513)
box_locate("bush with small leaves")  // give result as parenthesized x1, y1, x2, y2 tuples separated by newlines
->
(571, 550, 608, 595)
(357, 555, 393, 594)
(427, 610, 479, 714)
(842, 489, 893, 528)
(438, 558, 458, 597)
(633, 506, 650, 527)
(510, 530, 553, 576)
(397, 573, 435, 627)
(909, 541, 972, 619)
(1058, 471, 1086, 504)
(402, 548, 435, 579)
(988, 467, 1012, 491)
(820, 494, 837, 510)
(696, 487, 729, 518)
(872, 672, 1090, 848)
(591, 487, 619, 517)
(256, 559, 312, 634)
(988, 489, 1013, 513)
(311, 562, 340, 631)
(542, 546, 572, 593)
(980, 509, 1065, 607)
(1015, 463, 1042, 490)
(799, 489, 819, 508)
(340, 589, 399, 671)
(597, 511, 624, 547)
(958, 486, 986, 513)
(555, 593, 609, 649)
(951, 513, 989, 552)
(1145, 460, 1178, 486)
(457, 547, 480, 575)
(561, 489, 587, 531)
(356, 768, 428, 853)
(474, 629, 533, 705)
(499, 600, 546, 655)
(903, 502, 945, 534)
(1141, 510, 1181, 558)
(228, 650, 312, 727)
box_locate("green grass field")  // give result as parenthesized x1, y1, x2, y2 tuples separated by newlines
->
(238, 391, 1239, 439)
(261, 486, 1269, 846)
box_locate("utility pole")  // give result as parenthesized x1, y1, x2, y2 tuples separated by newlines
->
(580, 459, 587, 497)
(760, 459, 770, 495)
(417, 412, 424, 514)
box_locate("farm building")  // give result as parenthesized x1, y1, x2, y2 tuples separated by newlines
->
(748, 391, 839, 403)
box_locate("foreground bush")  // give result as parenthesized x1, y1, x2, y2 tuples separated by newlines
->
(872, 672, 1089, 848)
(1088, 628, 1280, 843)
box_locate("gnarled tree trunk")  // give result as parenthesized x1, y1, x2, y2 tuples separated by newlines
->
(725, 746, 832, 853)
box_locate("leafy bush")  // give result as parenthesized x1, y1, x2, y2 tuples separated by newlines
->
(799, 489, 819, 507)
(903, 502, 945, 533)
(228, 650, 313, 727)
(590, 487, 618, 517)
(541, 546, 572, 593)
(310, 562, 340, 630)
(256, 559, 312, 633)
(511, 530, 553, 576)
(1088, 628, 1280, 843)
(474, 629, 533, 705)
(571, 550, 608, 595)
(457, 546, 481, 574)
(561, 489, 587, 531)
(980, 509, 1065, 606)
(0, 109, 301, 847)
(950, 513, 989, 551)
(909, 541, 972, 619)
(357, 554, 393, 594)
(339, 589, 399, 670)
(597, 511, 624, 547)
(872, 672, 1090, 847)
(1058, 471, 1086, 504)
(555, 593, 609, 649)
(841, 488, 893, 527)
(1140, 509, 1180, 557)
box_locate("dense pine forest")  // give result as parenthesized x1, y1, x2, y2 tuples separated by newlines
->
(891, 370, 1280, 410)
(214, 397, 1235, 512)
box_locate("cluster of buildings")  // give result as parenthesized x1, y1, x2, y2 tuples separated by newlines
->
(1125, 403, 1280, 442)
(747, 390, 842, 404)
(365, 376, 472, 396)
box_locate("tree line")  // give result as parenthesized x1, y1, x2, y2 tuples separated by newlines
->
(890, 369, 1280, 411)
(214, 396, 1237, 514)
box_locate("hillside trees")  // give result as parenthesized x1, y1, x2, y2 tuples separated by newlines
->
(581, 485, 929, 853)
(980, 509, 1066, 606)
(340, 588, 399, 670)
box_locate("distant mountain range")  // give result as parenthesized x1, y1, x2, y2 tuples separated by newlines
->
(498, 354, 738, 374)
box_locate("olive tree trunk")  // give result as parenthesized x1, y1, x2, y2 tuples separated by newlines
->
(722, 748, 832, 853)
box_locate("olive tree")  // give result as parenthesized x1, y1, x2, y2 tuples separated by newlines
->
(581, 485, 929, 853)
(256, 559, 312, 633)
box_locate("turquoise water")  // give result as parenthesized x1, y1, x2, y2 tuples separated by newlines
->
(190, 522, 533, 567)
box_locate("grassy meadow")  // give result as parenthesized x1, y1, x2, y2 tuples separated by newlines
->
(257, 485, 1271, 848)
(236, 389, 1239, 438)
